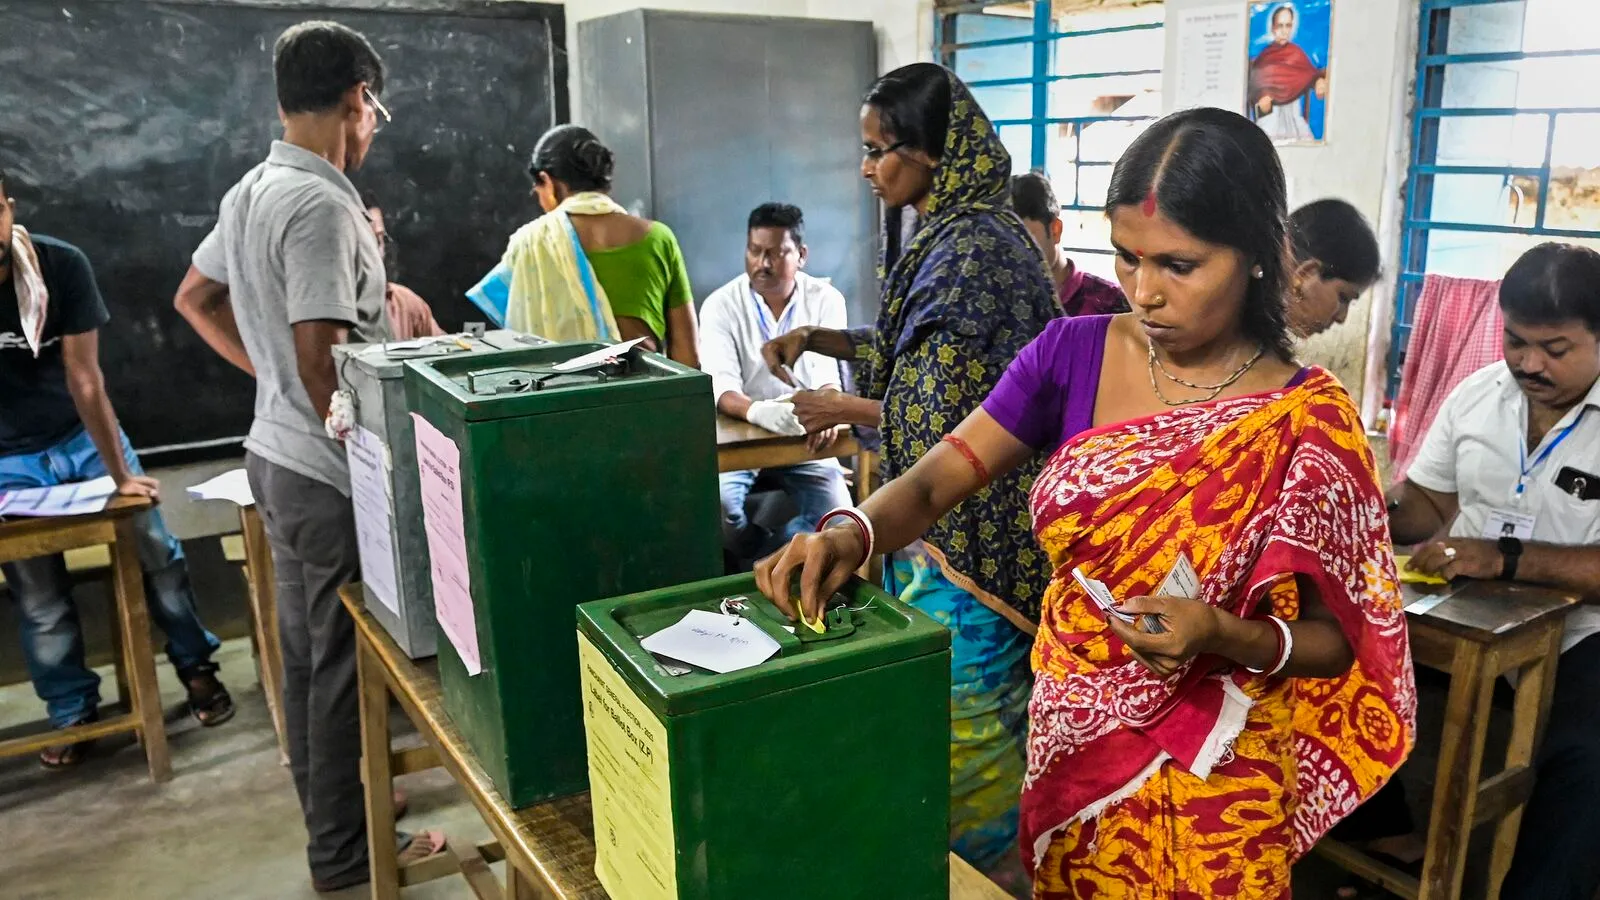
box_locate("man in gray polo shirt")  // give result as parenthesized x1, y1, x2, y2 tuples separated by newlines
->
(174, 20, 441, 891)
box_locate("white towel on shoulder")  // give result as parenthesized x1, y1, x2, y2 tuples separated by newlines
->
(10, 225, 49, 357)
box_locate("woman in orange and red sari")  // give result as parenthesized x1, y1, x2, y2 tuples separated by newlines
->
(756, 107, 1415, 897)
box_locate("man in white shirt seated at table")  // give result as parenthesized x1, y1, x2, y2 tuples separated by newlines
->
(1383, 242, 1600, 900)
(700, 203, 851, 562)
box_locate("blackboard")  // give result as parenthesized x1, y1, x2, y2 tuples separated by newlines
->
(0, 0, 566, 458)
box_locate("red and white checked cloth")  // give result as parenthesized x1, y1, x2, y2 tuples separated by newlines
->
(1390, 274, 1504, 478)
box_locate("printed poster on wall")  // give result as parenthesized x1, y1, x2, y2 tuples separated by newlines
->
(412, 413, 481, 675)
(1247, 0, 1333, 145)
(1173, 3, 1248, 114)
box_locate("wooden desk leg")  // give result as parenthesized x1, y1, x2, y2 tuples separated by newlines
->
(1419, 641, 1494, 900)
(854, 448, 877, 505)
(358, 636, 400, 900)
(505, 863, 543, 900)
(105, 574, 132, 708)
(111, 519, 172, 782)
(240, 507, 291, 767)
(1488, 626, 1564, 897)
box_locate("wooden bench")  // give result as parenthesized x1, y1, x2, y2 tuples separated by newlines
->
(0, 497, 171, 781)
(1314, 579, 1580, 899)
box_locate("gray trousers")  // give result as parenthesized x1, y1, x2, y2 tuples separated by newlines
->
(246, 453, 368, 888)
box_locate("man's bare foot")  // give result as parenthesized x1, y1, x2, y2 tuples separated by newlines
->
(396, 830, 446, 866)
(310, 831, 448, 893)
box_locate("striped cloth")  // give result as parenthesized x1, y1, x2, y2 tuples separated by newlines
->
(1390, 274, 1504, 477)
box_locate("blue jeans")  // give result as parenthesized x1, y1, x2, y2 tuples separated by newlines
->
(719, 461, 851, 556)
(0, 426, 219, 727)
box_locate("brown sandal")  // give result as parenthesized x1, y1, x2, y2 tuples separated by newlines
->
(310, 830, 447, 893)
(178, 662, 235, 727)
(39, 712, 98, 770)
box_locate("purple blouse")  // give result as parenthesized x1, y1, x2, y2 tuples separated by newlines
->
(982, 315, 1312, 453)
(983, 315, 1111, 452)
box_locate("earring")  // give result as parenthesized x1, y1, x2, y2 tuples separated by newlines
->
(1251, 265, 1265, 279)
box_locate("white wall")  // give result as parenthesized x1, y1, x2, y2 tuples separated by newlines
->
(557, 0, 932, 115)
(1163, 0, 1419, 411)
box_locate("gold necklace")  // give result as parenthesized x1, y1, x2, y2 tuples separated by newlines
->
(1147, 341, 1265, 406)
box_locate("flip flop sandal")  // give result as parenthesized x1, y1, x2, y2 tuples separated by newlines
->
(178, 662, 235, 727)
(39, 712, 99, 770)
(310, 830, 447, 893)
(396, 830, 446, 866)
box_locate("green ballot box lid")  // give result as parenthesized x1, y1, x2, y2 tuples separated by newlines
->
(406, 340, 710, 422)
(577, 573, 951, 717)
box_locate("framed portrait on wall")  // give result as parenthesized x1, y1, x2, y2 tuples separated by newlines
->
(1247, 0, 1333, 145)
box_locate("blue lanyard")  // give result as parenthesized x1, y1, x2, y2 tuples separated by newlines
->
(1517, 407, 1587, 495)
(751, 284, 797, 345)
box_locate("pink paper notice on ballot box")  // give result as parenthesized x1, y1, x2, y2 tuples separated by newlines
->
(411, 413, 482, 675)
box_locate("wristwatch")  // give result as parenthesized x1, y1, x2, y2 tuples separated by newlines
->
(1497, 535, 1523, 581)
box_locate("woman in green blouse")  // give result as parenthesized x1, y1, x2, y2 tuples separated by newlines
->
(504, 125, 700, 368)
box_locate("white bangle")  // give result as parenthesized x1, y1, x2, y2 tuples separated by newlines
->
(1245, 615, 1294, 676)
(816, 506, 875, 568)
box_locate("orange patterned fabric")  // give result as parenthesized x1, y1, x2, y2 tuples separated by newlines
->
(1021, 369, 1416, 898)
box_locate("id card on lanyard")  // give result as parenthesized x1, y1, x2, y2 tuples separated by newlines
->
(1515, 407, 1588, 501)
(751, 283, 799, 346)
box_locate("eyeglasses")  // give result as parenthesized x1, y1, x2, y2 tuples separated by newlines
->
(862, 141, 907, 161)
(365, 88, 391, 133)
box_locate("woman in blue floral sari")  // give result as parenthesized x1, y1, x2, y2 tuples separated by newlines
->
(763, 62, 1060, 885)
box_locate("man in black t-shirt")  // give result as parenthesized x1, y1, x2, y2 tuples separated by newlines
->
(0, 167, 233, 768)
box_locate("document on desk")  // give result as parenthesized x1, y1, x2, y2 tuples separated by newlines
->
(413, 413, 481, 675)
(0, 476, 117, 517)
(347, 426, 400, 617)
(640, 609, 780, 674)
(186, 468, 255, 507)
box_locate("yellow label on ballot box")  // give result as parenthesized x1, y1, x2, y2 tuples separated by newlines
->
(578, 633, 677, 900)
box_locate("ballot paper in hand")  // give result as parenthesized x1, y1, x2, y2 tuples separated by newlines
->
(1072, 567, 1136, 624)
(640, 609, 781, 674)
(1072, 566, 1168, 634)
(0, 476, 118, 518)
(552, 338, 648, 373)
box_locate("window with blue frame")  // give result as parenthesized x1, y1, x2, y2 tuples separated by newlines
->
(936, 1, 1166, 281)
(1392, 0, 1600, 395)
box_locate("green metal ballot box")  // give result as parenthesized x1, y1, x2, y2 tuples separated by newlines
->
(333, 330, 541, 659)
(575, 573, 952, 900)
(405, 342, 722, 808)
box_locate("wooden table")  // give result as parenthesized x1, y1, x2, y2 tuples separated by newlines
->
(1314, 578, 1580, 900)
(0, 496, 170, 781)
(343, 585, 1011, 900)
(715, 414, 875, 504)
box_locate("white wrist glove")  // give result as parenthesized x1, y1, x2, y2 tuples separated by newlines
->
(746, 399, 806, 436)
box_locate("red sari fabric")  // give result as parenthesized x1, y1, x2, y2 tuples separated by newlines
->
(1250, 42, 1323, 106)
(1021, 369, 1415, 896)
